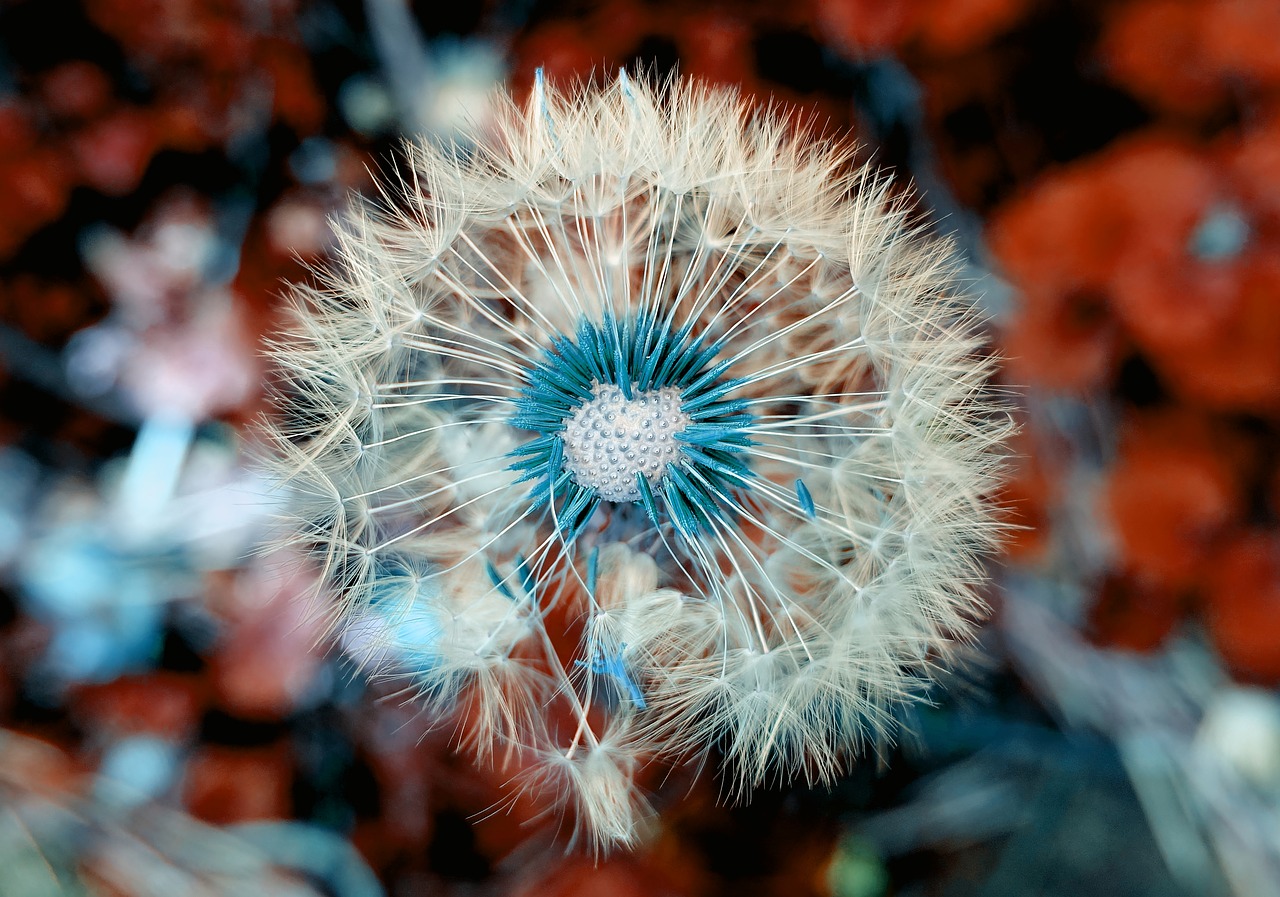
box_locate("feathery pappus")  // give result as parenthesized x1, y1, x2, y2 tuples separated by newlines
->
(264, 71, 1012, 851)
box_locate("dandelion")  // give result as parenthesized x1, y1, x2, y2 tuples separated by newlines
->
(265, 71, 1011, 852)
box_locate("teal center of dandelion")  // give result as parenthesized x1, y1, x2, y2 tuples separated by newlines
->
(507, 311, 755, 538)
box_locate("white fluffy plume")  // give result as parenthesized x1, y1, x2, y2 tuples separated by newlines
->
(263, 71, 1012, 852)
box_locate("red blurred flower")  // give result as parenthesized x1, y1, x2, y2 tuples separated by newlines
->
(71, 674, 206, 740)
(70, 106, 159, 197)
(1089, 574, 1184, 652)
(1103, 0, 1280, 116)
(1150, 254, 1280, 414)
(1101, 0, 1227, 116)
(38, 61, 113, 122)
(1206, 531, 1280, 682)
(1104, 412, 1242, 591)
(989, 166, 1128, 390)
(184, 744, 293, 824)
(816, 0, 916, 56)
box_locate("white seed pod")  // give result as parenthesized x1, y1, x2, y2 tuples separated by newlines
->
(264, 71, 1012, 851)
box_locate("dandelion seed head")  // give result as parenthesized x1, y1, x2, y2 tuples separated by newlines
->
(263, 71, 1013, 852)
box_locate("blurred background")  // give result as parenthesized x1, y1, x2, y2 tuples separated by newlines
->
(0, 0, 1278, 894)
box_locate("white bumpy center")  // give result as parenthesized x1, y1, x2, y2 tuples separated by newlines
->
(560, 383, 692, 502)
